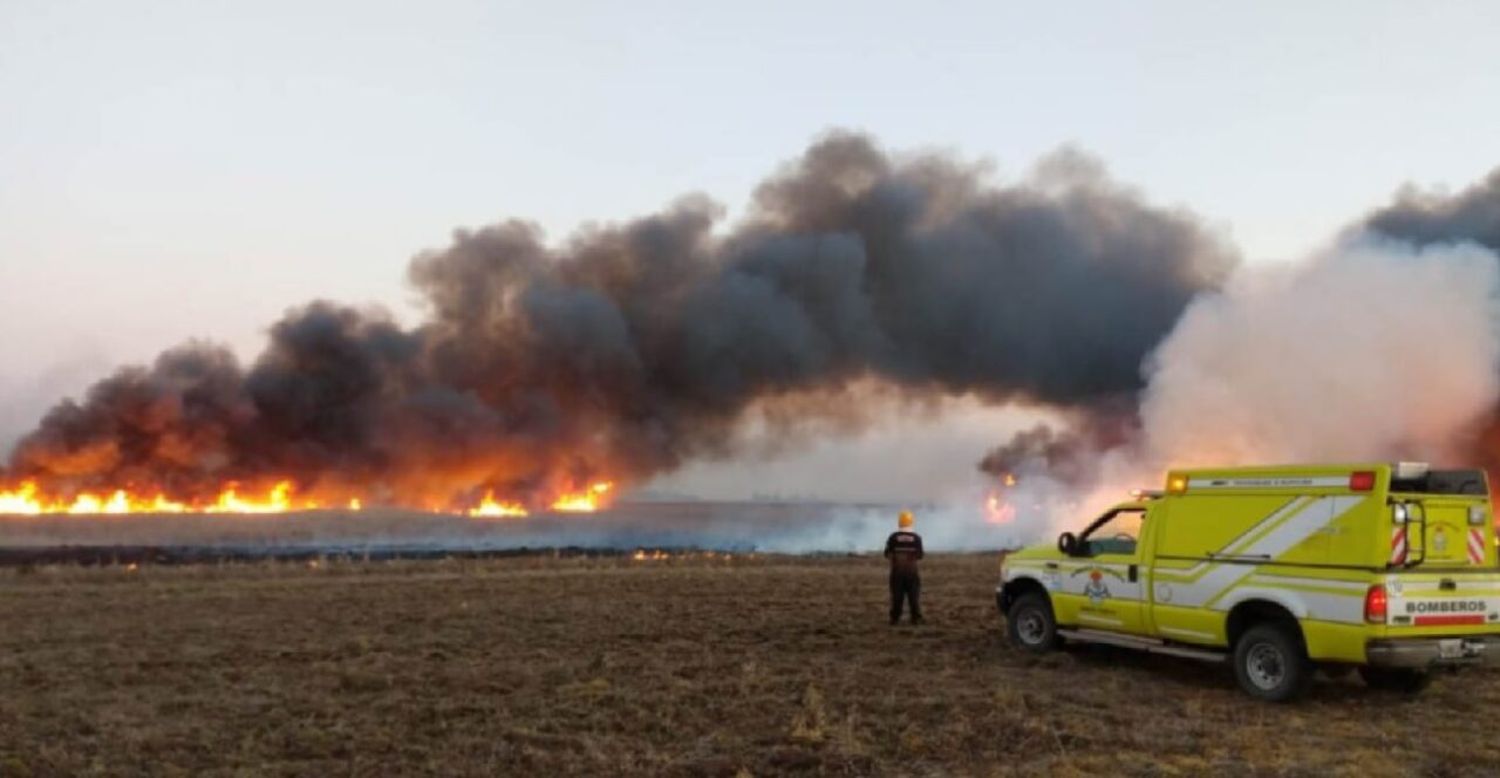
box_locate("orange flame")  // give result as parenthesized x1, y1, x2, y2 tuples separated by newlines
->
(1, 478, 619, 518)
(468, 491, 530, 518)
(0, 479, 312, 515)
(985, 473, 1019, 524)
(985, 491, 1017, 524)
(550, 482, 612, 513)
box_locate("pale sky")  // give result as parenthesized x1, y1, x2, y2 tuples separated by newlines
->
(4, 0, 1500, 499)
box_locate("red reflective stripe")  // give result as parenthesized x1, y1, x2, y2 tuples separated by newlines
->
(1390, 526, 1408, 565)
(1413, 614, 1486, 627)
(1469, 529, 1486, 565)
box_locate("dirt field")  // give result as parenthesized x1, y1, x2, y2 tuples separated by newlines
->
(1, 554, 1498, 777)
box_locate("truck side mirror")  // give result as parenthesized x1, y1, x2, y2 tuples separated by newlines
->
(1057, 532, 1078, 556)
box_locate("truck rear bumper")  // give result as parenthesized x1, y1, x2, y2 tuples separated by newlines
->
(1366, 637, 1500, 668)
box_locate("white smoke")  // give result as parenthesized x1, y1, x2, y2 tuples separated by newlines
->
(1139, 239, 1500, 466)
(750, 481, 1060, 553)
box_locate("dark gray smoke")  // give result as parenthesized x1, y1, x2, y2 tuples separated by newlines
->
(977, 406, 1138, 487)
(3, 132, 1235, 509)
(1365, 170, 1500, 251)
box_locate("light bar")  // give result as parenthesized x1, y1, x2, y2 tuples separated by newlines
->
(1393, 461, 1430, 480)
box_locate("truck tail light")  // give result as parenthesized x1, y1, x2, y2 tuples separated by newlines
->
(1350, 471, 1376, 491)
(1365, 584, 1388, 623)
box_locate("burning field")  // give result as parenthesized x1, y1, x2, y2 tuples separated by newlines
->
(3, 554, 1499, 776)
(6, 134, 1500, 552)
(8, 133, 1500, 550)
(7, 132, 1500, 773)
(0, 500, 959, 566)
(0, 479, 614, 519)
(3, 130, 1221, 527)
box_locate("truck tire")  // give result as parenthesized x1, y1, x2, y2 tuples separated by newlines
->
(1358, 666, 1432, 695)
(1233, 623, 1312, 702)
(1006, 592, 1059, 653)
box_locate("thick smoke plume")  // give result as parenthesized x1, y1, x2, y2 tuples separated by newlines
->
(982, 169, 1500, 544)
(1360, 170, 1500, 477)
(1138, 241, 1500, 466)
(2, 133, 1234, 510)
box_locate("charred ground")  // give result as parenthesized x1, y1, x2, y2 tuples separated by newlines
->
(1, 554, 1496, 776)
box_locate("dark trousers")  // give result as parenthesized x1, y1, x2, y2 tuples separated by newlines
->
(889, 570, 922, 623)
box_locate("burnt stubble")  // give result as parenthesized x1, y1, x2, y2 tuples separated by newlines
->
(0, 555, 1495, 776)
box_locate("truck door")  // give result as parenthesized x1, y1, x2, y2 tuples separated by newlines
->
(1053, 507, 1148, 634)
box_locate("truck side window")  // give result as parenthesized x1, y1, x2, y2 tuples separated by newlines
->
(1081, 509, 1144, 556)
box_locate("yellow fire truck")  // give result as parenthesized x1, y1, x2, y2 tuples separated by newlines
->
(997, 463, 1500, 700)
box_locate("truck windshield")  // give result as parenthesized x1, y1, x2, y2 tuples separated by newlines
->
(1081, 508, 1144, 556)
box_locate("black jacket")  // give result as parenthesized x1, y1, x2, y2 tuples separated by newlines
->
(884, 531, 924, 574)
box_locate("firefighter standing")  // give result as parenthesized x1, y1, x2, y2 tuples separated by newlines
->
(885, 511, 925, 625)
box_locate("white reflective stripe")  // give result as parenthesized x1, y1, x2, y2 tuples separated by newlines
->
(1157, 497, 1311, 580)
(1469, 529, 1486, 565)
(1186, 475, 1352, 490)
(1220, 497, 1310, 557)
(1245, 495, 1364, 557)
(1168, 496, 1366, 608)
(1219, 587, 1367, 624)
(1248, 574, 1369, 592)
(1390, 525, 1408, 565)
(1298, 590, 1367, 623)
(1210, 586, 1370, 624)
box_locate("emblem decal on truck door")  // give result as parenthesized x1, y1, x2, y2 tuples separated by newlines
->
(1071, 566, 1124, 604)
(1084, 570, 1110, 603)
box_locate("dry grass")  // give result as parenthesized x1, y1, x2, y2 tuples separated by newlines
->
(1, 554, 1498, 776)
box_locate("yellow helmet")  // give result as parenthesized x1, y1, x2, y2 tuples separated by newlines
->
(898, 510, 914, 528)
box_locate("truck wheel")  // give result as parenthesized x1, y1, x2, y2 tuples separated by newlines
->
(1233, 623, 1311, 702)
(1358, 667, 1432, 694)
(1006, 592, 1059, 654)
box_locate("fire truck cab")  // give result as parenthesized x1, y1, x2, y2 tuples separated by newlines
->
(997, 463, 1500, 700)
